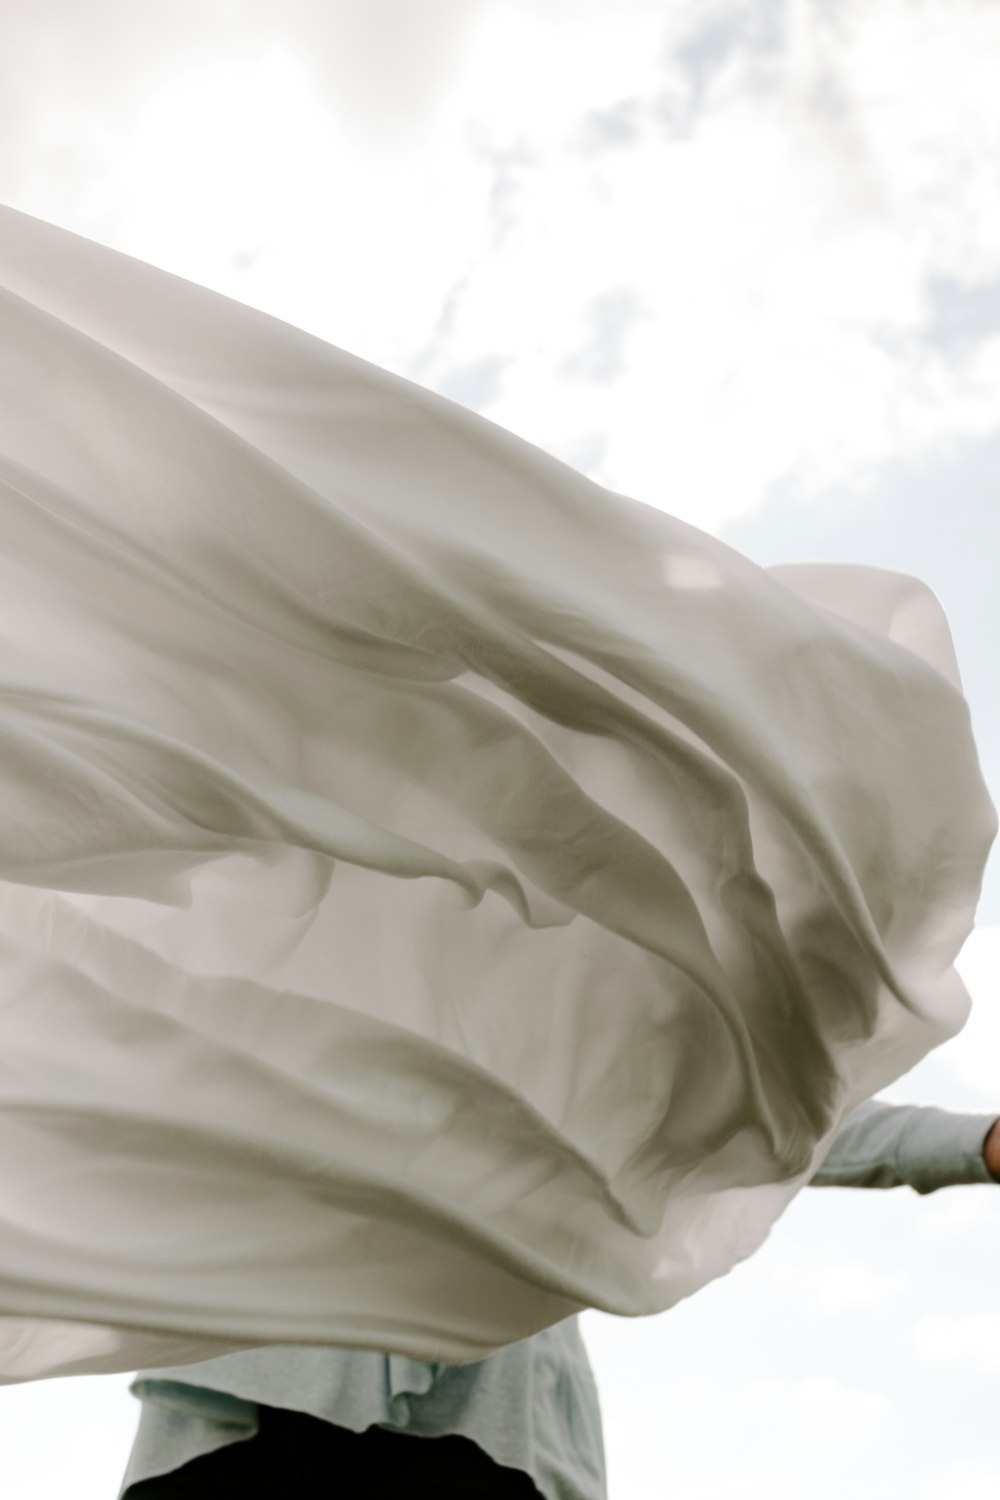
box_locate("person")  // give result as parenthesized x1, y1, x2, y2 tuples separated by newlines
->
(117, 1098, 1000, 1499)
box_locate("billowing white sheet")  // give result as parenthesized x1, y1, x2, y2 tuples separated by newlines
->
(0, 205, 994, 1383)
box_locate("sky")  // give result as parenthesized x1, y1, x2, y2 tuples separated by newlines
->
(2, 0, 1000, 1495)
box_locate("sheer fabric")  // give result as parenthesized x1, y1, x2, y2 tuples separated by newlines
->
(0, 206, 994, 1382)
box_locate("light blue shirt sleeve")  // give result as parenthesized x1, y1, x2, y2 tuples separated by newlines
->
(810, 1099, 1000, 1193)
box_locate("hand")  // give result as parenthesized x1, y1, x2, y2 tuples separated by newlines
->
(984, 1119, 1000, 1182)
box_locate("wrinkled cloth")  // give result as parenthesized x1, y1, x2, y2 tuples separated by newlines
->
(0, 205, 995, 1384)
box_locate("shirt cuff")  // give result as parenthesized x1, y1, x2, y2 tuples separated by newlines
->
(895, 1107, 999, 1194)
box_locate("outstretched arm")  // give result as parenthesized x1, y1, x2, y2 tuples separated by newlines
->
(809, 1100, 1000, 1193)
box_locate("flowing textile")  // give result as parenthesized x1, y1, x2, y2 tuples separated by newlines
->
(0, 205, 995, 1384)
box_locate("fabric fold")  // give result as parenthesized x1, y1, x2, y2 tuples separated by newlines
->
(0, 204, 995, 1382)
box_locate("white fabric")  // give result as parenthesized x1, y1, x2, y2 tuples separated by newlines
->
(0, 205, 995, 1385)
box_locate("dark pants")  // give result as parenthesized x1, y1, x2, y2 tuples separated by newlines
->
(123, 1402, 541, 1498)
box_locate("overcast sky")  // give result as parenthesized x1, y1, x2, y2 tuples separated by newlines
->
(2, 2, 1000, 1496)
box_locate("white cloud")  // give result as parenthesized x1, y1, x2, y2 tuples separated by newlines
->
(939, 925, 1000, 1101)
(742, 1373, 891, 1438)
(7, 1, 1000, 537)
(912, 1312, 1000, 1374)
(1, 1372, 136, 1500)
(911, 1186, 1000, 1245)
(455, 0, 1000, 528)
(760, 1255, 912, 1313)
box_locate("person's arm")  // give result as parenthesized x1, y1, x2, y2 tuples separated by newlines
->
(809, 1099, 1000, 1193)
